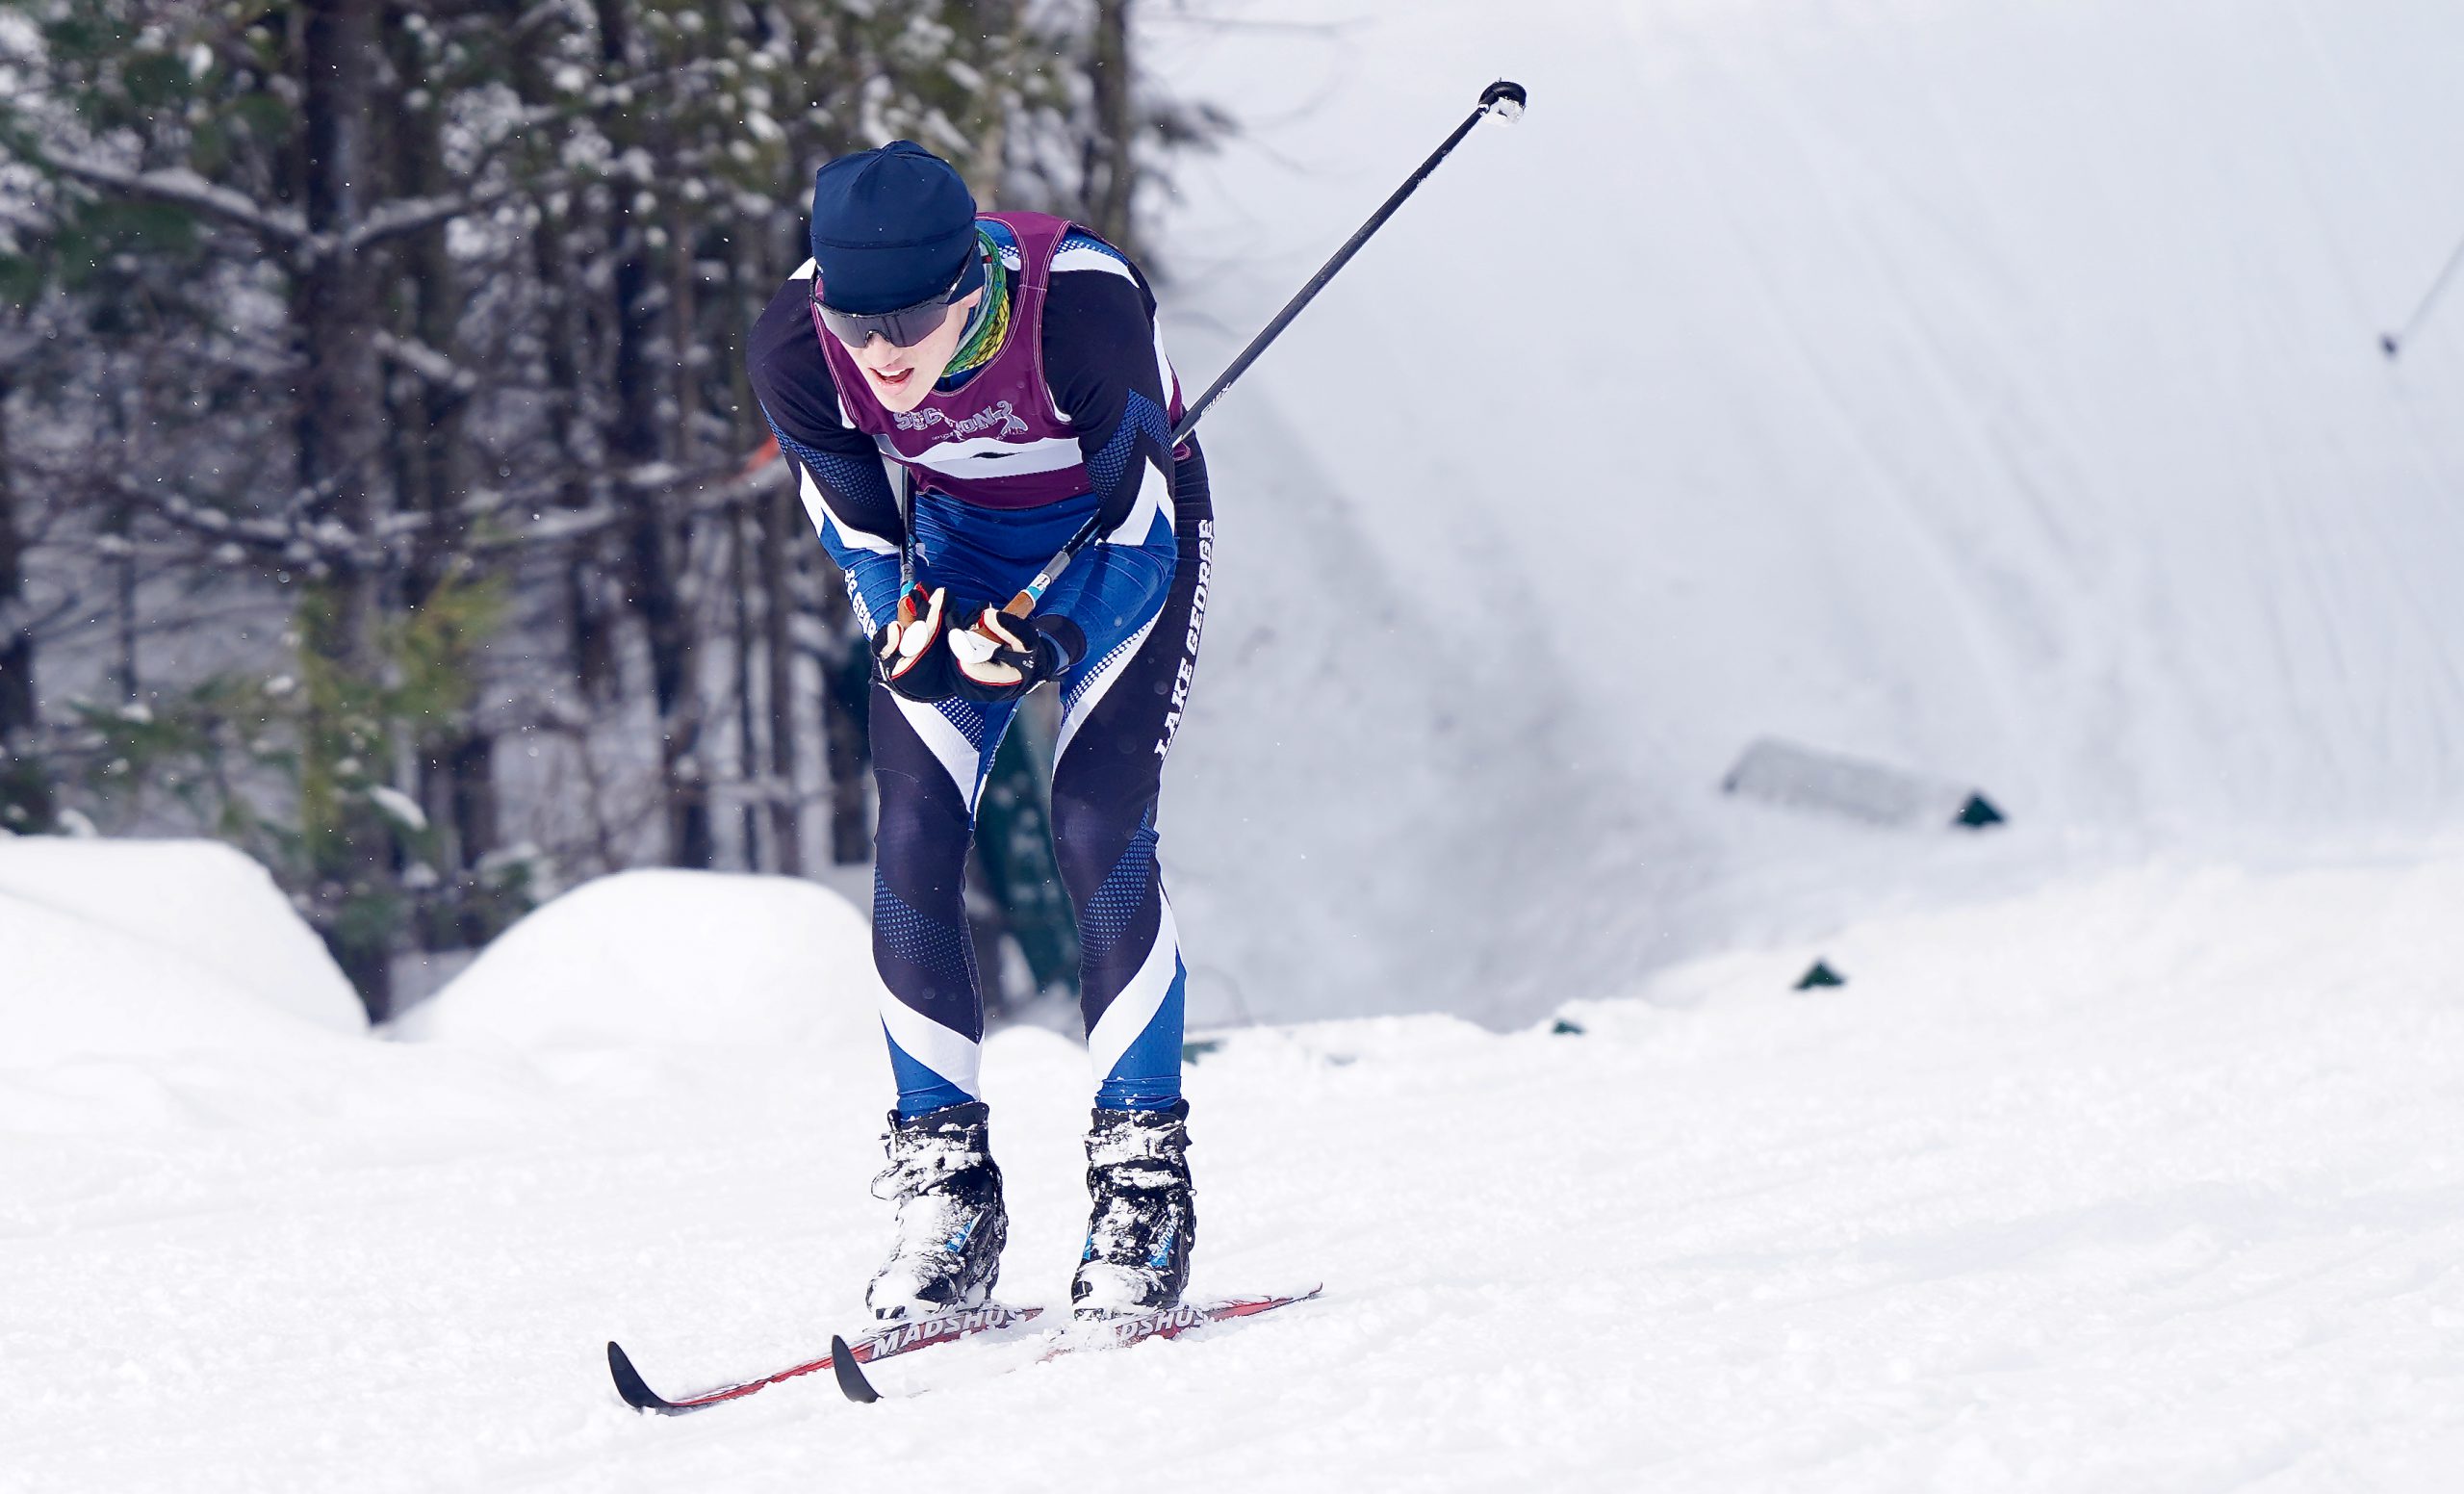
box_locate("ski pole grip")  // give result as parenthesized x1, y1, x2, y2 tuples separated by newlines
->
(1003, 557, 1069, 617)
(1003, 511, 1108, 617)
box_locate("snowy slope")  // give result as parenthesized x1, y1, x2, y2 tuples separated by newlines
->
(1144, 0, 2464, 1024)
(398, 868, 886, 1055)
(4, 839, 2463, 1490)
(0, 839, 366, 1124)
(0, 837, 364, 1041)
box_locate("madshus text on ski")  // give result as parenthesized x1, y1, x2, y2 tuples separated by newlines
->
(610, 1291, 1324, 1413)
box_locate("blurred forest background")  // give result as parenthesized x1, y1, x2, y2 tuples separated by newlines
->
(0, 0, 1227, 1019)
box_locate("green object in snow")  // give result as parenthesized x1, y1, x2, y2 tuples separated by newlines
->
(971, 720, 1079, 999)
(1795, 960, 1846, 991)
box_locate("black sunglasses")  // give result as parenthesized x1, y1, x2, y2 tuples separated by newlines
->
(810, 260, 970, 350)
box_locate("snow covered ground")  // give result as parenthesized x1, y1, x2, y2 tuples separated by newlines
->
(12, 0, 2464, 1485)
(5, 837, 2462, 1490)
(1145, 0, 2464, 1025)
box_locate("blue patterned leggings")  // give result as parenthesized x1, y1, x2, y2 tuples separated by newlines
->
(868, 452, 1213, 1118)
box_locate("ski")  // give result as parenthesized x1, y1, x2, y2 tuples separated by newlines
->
(831, 1285, 1322, 1403)
(607, 1301, 1043, 1414)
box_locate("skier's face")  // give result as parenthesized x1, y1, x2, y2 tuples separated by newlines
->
(849, 289, 983, 413)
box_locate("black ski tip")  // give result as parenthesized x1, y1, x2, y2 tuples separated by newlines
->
(608, 1340, 682, 1414)
(829, 1334, 881, 1404)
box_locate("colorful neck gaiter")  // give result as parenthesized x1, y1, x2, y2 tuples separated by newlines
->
(940, 229, 1012, 386)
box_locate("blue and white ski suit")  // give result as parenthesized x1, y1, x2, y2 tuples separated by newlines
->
(748, 214, 1209, 1118)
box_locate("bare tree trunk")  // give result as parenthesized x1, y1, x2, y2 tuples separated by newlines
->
(962, 0, 1025, 202)
(809, 564, 871, 865)
(0, 363, 55, 834)
(447, 733, 498, 942)
(537, 222, 620, 704)
(597, 0, 711, 869)
(668, 211, 698, 461)
(388, 11, 496, 912)
(106, 384, 138, 702)
(1084, 0, 1138, 249)
(113, 506, 136, 703)
(761, 479, 804, 876)
(730, 503, 761, 869)
(611, 308, 709, 867)
(502, 0, 618, 707)
(297, 0, 398, 1019)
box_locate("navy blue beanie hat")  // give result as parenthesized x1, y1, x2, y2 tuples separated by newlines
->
(808, 141, 985, 314)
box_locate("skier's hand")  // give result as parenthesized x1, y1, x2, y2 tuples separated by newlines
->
(873, 584, 958, 702)
(946, 603, 1078, 703)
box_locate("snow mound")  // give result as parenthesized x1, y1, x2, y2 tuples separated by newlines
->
(404, 868, 886, 1054)
(0, 837, 365, 1070)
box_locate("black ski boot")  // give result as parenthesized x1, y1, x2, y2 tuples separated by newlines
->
(1070, 1101, 1196, 1318)
(866, 1100, 1008, 1321)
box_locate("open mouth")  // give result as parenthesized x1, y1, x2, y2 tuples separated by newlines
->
(868, 366, 914, 393)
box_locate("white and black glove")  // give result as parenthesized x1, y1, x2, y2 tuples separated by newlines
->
(945, 604, 1082, 703)
(872, 583, 958, 702)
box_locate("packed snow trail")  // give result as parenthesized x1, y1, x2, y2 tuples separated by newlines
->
(7, 844, 2464, 1490)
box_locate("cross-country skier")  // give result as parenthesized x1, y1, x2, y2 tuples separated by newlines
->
(747, 142, 1208, 1321)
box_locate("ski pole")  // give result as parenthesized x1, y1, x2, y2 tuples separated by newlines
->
(2382, 222, 2464, 359)
(996, 79, 1529, 618)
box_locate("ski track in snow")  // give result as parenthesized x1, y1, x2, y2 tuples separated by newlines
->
(7, 846, 2464, 1491)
